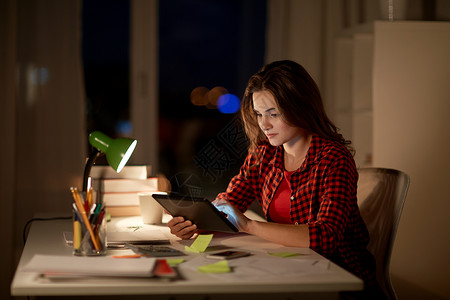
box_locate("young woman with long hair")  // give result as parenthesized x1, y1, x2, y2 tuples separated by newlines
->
(168, 60, 384, 299)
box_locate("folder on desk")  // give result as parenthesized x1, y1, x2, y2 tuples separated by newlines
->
(23, 254, 157, 278)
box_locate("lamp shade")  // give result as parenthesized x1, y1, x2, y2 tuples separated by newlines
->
(88, 131, 137, 173)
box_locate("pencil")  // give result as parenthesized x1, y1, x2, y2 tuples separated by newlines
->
(70, 187, 101, 251)
(86, 187, 93, 211)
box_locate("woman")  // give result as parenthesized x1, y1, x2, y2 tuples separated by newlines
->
(168, 60, 381, 297)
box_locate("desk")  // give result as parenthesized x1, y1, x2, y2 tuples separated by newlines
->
(11, 215, 363, 299)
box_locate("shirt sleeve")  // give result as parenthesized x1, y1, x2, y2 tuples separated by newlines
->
(307, 151, 358, 256)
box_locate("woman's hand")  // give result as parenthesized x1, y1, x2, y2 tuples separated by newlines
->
(166, 216, 197, 240)
(213, 199, 250, 232)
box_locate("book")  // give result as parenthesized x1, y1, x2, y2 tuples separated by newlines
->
(101, 191, 168, 207)
(92, 177, 159, 193)
(88, 165, 171, 217)
(92, 177, 158, 216)
(90, 165, 151, 180)
(101, 192, 140, 206)
(105, 206, 142, 217)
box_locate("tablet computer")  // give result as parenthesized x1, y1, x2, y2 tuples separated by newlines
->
(151, 194, 239, 233)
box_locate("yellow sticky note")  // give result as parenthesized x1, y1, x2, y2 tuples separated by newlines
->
(185, 234, 213, 253)
(167, 258, 185, 267)
(268, 251, 300, 258)
(198, 260, 231, 273)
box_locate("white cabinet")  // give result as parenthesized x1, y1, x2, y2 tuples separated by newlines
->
(335, 20, 450, 300)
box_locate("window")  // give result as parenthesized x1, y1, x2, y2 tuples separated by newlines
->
(82, 0, 131, 138)
(159, 0, 266, 197)
(82, 0, 266, 197)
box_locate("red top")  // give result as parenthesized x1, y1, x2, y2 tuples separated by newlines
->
(268, 170, 293, 224)
(217, 134, 376, 286)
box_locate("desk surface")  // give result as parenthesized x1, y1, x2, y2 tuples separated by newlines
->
(11, 215, 363, 299)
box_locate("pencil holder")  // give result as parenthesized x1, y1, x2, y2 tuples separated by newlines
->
(71, 188, 107, 256)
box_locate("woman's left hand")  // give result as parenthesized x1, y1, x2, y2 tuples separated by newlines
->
(212, 199, 250, 232)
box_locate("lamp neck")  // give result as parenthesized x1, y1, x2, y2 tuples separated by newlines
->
(83, 148, 100, 192)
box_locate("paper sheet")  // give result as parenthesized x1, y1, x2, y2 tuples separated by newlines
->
(182, 254, 330, 281)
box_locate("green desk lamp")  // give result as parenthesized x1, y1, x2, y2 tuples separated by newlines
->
(82, 131, 137, 191)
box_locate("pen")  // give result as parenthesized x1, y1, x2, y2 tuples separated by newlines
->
(70, 187, 101, 251)
(88, 203, 97, 222)
(94, 201, 104, 215)
(93, 210, 105, 234)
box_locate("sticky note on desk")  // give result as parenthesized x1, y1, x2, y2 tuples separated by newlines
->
(185, 234, 213, 253)
(268, 251, 301, 258)
(198, 260, 231, 273)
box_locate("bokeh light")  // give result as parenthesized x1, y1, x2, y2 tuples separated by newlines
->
(207, 86, 228, 109)
(218, 93, 240, 114)
(190, 86, 240, 113)
(190, 86, 209, 106)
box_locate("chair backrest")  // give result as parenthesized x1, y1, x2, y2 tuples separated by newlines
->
(357, 168, 410, 300)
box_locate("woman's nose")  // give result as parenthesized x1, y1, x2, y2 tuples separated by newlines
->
(260, 116, 272, 131)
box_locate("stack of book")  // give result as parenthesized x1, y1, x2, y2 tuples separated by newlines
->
(90, 165, 160, 216)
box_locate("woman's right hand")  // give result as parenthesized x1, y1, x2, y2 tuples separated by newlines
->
(167, 216, 198, 240)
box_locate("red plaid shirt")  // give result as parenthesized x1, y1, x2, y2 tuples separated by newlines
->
(217, 134, 376, 285)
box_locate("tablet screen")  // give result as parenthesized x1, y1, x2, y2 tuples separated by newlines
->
(151, 194, 238, 233)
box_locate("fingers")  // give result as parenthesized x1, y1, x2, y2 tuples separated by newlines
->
(213, 199, 249, 232)
(166, 216, 184, 227)
(167, 216, 197, 240)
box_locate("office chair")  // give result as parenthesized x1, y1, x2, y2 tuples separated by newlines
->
(357, 168, 410, 300)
